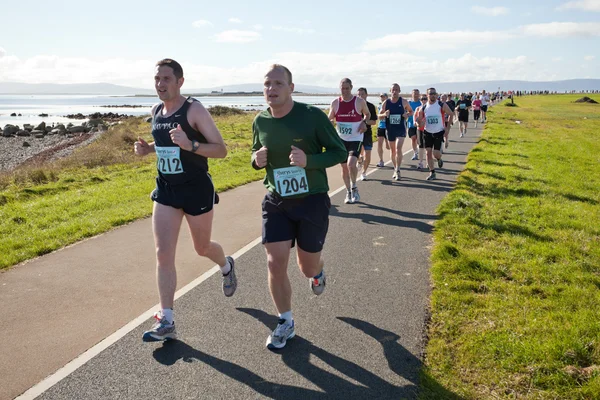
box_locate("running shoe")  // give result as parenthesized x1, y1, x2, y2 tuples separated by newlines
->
(444, 140, 449, 149)
(311, 270, 326, 295)
(392, 170, 398, 180)
(394, 169, 401, 181)
(417, 161, 424, 170)
(351, 187, 360, 203)
(376, 161, 384, 167)
(344, 191, 353, 204)
(411, 152, 418, 160)
(266, 318, 296, 350)
(142, 312, 177, 342)
(437, 158, 444, 168)
(359, 173, 367, 181)
(460, 132, 464, 138)
(222, 256, 237, 297)
(426, 172, 437, 181)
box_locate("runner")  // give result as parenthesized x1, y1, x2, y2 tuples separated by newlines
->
(415, 93, 428, 170)
(442, 93, 456, 150)
(415, 87, 454, 181)
(357, 87, 378, 181)
(480, 90, 490, 122)
(376, 93, 390, 168)
(134, 58, 237, 342)
(472, 95, 482, 128)
(407, 89, 422, 162)
(252, 64, 346, 349)
(379, 83, 413, 180)
(455, 93, 472, 137)
(329, 78, 370, 203)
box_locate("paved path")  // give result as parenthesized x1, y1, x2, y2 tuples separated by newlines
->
(5, 123, 481, 399)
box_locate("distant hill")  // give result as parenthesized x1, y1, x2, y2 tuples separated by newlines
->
(0, 82, 155, 95)
(1, 79, 599, 95)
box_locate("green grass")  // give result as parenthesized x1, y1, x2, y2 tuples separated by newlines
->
(0, 109, 263, 270)
(422, 95, 600, 399)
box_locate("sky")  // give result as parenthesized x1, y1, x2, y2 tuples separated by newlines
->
(0, 0, 599, 90)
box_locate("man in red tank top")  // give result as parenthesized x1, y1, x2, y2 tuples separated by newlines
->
(328, 78, 370, 204)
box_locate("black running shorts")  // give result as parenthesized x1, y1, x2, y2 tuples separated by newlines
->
(262, 192, 330, 253)
(408, 127, 418, 138)
(423, 130, 445, 151)
(341, 140, 362, 159)
(377, 128, 387, 138)
(151, 172, 217, 216)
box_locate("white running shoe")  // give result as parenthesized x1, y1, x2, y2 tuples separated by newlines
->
(376, 161, 384, 167)
(351, 187, 360, 203)
(266, 319, 296, 350)
(344, 191, 353, 204)
(359, 173, 367, 181)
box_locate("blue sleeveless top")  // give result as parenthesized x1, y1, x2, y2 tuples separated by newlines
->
(407, 100, 422, 128)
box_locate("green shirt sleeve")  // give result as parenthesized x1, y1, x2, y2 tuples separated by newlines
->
(251, 116, 263, 170)
(305, 109, 346, 170)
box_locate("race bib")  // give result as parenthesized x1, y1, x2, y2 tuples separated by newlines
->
(460, 103, 466, 109)
(427, 116, 440, 125)
(274, 166, 309, 197)
(337, 122, 353, 135)
(156, 146, 183, 175)
(390, 114, 403, 124)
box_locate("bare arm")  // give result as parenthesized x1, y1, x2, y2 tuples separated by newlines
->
(188, 101, 227, 158)
(403, 98, 413, 118)
(378, 100, 388, 118)
(328, 99, 338, 124)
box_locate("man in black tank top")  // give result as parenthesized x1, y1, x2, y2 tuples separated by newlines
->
(133, 58, 238, 342)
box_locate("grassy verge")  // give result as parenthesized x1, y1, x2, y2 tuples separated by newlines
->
(0, 108, 263, 270)
(422, 95, 600, 399)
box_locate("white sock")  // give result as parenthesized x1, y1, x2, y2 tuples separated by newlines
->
(220, 258, 231, 275)
(161, 308, 174, 324)
(278, 311, 293, 325)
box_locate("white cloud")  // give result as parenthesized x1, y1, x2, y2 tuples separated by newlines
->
(192, 20, 213, 28)
(522, 22, 600, 37)
(253, 24, 263, 31)
(556, 0, 600, 11)
(272, 26, 315, 34)
(584, 55, 596, 60)
(362, 30, 516, 51)
(471, 6, 509, 16)
(214, 30, 261, 43)
(552, 56, 564, 61)
(0, 47, 6, 57)
(228, 17, 242, 24)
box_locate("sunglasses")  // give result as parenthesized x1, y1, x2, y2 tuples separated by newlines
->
(428, 92, 437, 95)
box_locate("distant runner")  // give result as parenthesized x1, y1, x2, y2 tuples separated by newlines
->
(329, 78, 370, 203)
(357, 87, 378, 181)
(379, 83, 413, 180)
(455, 93, 472, 137)
(376, 93, 390, 168)
(407, 89, 422, 162)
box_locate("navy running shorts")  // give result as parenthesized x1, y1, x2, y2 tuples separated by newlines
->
(151, 172, 217, 216)
(262, 192, 331, 253)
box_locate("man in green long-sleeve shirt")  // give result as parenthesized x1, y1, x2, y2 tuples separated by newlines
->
(251, 64, 346, 350)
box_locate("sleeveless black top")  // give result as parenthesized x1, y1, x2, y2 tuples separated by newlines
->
(151, 97, 209, 184)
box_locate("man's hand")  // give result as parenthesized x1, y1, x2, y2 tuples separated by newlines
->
(289, 145, 307, 168)
(358, 120, 367, 134)
(134, 137, 150, 156)
(169, 124, 192, 151)
(255, 146, 268, 168)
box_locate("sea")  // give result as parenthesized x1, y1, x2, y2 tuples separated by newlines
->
(0, 94, 382, 127)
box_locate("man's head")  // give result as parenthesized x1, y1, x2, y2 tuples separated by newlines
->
(263, 64, 294, 109)
(441, 94, 448, 102)
(411, 89, 420, 101)
(340, 78, 353, 100)
(357, 87, 368, 101)
(427, 87, 438, 103)
(390, 83, 400, 99)
(155, 58, 184, 101)
(379, 93, 388, 104)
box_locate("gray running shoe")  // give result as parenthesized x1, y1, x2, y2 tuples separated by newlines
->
(426, 172, 437, 181)
(437, 158, 444, 168)
(266, 319, 296, 350)
(311, 270, 326, 295)
(344, 191, 353, 204)
(142, 313, 177, 342)
(351, 187, 360, 203)
(417, 162, 425, 170)
(376, 161, 384, 167)
(222, 256, 237, 297)
(411, 153, 418, 160)
(395, 169, 401, 181)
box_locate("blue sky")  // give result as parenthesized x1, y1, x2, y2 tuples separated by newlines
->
(0, 0, 598, 89)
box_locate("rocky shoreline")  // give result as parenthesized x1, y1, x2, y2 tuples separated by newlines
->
(0, 113, 133, 172)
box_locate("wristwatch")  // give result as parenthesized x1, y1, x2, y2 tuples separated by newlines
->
(191, 140, 200, 153)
